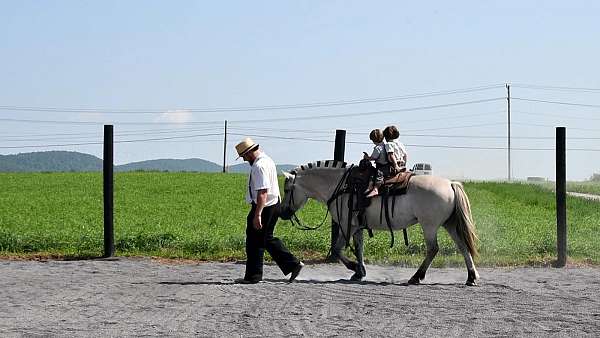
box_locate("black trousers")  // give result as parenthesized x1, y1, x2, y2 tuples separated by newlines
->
(245, 202, 299, 280)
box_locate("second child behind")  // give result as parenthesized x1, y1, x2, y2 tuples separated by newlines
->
(383, 125, 407, 174)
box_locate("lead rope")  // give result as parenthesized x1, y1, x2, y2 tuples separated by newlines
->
(287, 165, 360, 257)
(289, 165, 353, 231)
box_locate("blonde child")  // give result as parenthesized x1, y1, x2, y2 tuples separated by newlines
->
(362, 129, 387, 197)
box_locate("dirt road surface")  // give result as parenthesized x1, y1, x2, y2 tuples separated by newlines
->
(2, 258, 599, 337)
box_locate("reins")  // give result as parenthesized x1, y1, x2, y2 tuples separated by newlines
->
(287, 165, 354, 231)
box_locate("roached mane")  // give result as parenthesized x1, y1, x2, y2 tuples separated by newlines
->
(289, 160, 348, 175)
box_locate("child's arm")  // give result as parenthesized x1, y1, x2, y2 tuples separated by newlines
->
(363, 150, 377, 161)
(388, 152, 401, 171)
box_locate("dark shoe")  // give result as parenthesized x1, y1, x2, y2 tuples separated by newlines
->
(235, 277, 262, 284)
(288, 262, 304, 283)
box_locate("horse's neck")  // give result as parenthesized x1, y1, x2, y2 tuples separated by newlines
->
(299, 168, 346, 203)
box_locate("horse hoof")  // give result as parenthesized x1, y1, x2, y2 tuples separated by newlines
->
(466, 280, 478, 286)
(408, 277, 420, 285)
(350, 273, 364, 281)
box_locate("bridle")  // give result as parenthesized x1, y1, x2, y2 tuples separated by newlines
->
(284, 165, 353, 231)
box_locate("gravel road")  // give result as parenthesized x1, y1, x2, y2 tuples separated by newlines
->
(2, 258, 599, 337)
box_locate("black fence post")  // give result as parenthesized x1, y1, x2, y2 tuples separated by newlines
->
(327, 129, 346, 262)
(222, 120, 227, 173)
(103, 125, 115, 258)
(556, 127, 567, 267)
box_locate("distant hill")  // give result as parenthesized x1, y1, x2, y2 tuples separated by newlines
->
(227, 163, 297, 174)
(116, 158, 221, 172)
(0, 151, 102, 172)
(0, 151, 297, 174)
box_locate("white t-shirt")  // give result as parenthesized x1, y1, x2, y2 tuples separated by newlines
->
(385, 141, 407, 166)
(246, 152, 280, 206)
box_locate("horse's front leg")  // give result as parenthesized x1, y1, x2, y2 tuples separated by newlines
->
(351, 229, 366, 281)
(332, 226, 360, 277)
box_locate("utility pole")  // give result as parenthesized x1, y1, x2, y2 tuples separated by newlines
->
(506, 84, 511, 181)
(222, 120, 227, 173)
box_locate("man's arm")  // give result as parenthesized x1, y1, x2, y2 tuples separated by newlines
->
(253, 189, 268, 230)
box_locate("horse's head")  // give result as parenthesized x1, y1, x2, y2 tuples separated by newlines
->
(279, 171, 310, 220)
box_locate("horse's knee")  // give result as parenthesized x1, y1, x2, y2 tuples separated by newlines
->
(426, 244, 439, 256)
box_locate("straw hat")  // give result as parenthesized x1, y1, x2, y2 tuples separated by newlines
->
(235, 137, 259, 158)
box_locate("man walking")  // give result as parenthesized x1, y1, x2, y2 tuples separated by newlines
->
(235, 137, 303, 284)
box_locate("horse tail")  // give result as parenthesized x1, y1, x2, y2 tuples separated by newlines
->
(450, 182, 478, 258)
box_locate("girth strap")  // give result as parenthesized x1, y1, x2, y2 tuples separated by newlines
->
(381, 192, 395, 248)
(379, 190, 409, 248)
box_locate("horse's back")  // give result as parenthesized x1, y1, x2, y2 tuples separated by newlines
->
(408, 175, 453, 194)
(361, 175, 456, 230)
(405, 175, 455, 224)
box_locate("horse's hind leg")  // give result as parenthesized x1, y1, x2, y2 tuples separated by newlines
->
(350, 229, 366, 281)
(444, 223, 479, 286)
(408, 224, 439, 285)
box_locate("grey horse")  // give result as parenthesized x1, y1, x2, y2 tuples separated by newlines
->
(279, 160, 479, 286)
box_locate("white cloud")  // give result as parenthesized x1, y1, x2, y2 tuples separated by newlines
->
(155, 109, 193, 124)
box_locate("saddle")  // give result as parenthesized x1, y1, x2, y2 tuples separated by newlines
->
(346, 164, 373, 210)
(382, 170, 413, 196)
(343, 163, 413, 247)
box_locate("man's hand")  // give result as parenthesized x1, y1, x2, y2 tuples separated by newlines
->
(253, 213, 262, 230)
(253, 189, 268, 230)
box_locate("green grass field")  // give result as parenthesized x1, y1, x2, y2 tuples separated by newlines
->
(566, 181, 600, 195)
(535, 180, 600, 196)
(1, 172, 599, 266)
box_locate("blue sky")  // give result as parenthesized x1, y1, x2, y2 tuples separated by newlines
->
(1, 1, 599, 180)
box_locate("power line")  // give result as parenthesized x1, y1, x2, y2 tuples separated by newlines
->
(0, 133, 223, 149)
(0, 118, 224, 126)
(4, 132, 600, 152)
(511, 83, 600, 93)
(512, 122, 600, 132)
(512, 97, 600, 108)
(516, 111, 600, 121)
(428, 134, 598, 140)
(230, 98, 505, 123)
(0, 84, 503, 114)
(0, 126, 221, 138)
(234, 110, 506, 129)
(402, 122, 506, 133)
(12, 126, 600, 143)
(0, 98, 505, 126)
(0, 126, 221, 141)
(227, 126, 333, 135)
(401, 134, 600, 140)
(228, 132, 332, 143)
(240, 134, 600, 151)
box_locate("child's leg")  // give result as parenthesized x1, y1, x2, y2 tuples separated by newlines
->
(366, 169, 384, 197)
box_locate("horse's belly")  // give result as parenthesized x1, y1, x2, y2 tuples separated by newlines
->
(363, 208, 417, 231)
